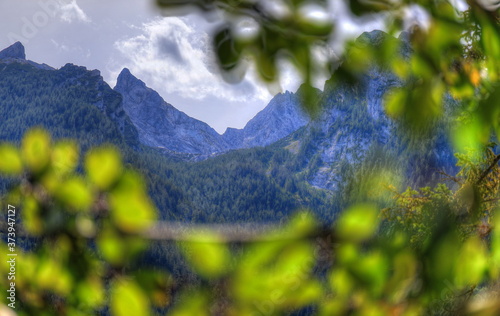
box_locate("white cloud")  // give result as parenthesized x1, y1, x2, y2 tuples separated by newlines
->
(111, 17, 271, 104)
(58, 0, 91, 23)
(50, 39, 70, 52)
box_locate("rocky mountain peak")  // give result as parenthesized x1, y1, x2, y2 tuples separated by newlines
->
(222, 90, 310, 149)
(117, 68, 132, 81)
(114, 68, 230, 156)
(0, 42, 26, 60)
(116, 68, 146, 90)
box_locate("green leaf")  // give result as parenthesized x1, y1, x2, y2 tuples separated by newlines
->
(22, 197, 43, 234)
(75, 276, 105, 308)
(109, 171, 157, 233)
(85, 147, 123, 190)
(214, 26, 242, 72)
(350, 250, 389, 296)
(349, 0, 394, 15)
(385, 251, 417, 302)
(111, 279, 150, 316)
(452, 116, 487, 155)
(336, 204, 380, 242)
(256, 48, 278, 82)
(22, 128, 51, 174)
(52, 140, 79, 175)
(274, 242, 315, 279)
(455, 236, 488, 286)
(329, 268, 354, 298)
(55, 177, 93, 211)
(385, 87, 406, 118)
(170, 290, 210, 316)
(491, 211, 500, 280)
(97, 228, 147, 266)
(135, 270, 172, 307)
(296, 4, 333, 37)
(97, 229, 127, 265)
(281, 211, 317, 237)
(0, 144, 23, 175)
(429, 232, 461, 289)
(180, 235, 231, 278)
(37, 258, 73, 295)
(297, 83, 321, 118)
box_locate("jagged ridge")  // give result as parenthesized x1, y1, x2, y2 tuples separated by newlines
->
(0, 42, 54, 70)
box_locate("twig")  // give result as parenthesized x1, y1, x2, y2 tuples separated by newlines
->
(476, 154, 500, 185)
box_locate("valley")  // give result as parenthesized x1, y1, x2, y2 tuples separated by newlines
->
(0, 31, 457, 224)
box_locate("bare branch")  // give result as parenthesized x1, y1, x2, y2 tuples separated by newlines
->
(476, 154, 500, 185)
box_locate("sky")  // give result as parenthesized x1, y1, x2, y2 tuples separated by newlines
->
(0, 0, 386, 134)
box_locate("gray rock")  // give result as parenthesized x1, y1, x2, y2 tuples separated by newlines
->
(0, 42, 26, 60)
(0, 42, 54, 70)
(223, 90, 311, 149)
(114, 68, 231, 155)
(286, 31, 456, 191)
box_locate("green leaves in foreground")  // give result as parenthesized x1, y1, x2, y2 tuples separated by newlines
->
(109, 171, 157, 233)
(180, 234, 232, 278)
(111, 279, 150, 316)
(22, 128, 52, 174)
(336, 203, 380, 242)
(0, 144, 23, 175)
(0, 128, 161, 315)
(157, 0, 332, 117)
(4, 129, 500, 315)
(86, 146, 123, 189)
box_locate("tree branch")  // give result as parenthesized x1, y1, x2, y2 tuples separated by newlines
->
(476, 154, 500, 185)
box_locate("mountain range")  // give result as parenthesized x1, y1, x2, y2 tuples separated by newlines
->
(113, 66, 311, 158)
(0, 32, 457, 222)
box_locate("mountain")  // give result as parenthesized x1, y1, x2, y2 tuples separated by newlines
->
(114, 68, 313, 156)
(0, 50, 139, 148)
(223, 87, 312, 149)
(0, 43, 332, 223)
(0, 34, 458, 223)
(114, 68, 232, 157)
(0, 42, 54, 70)
(265, 30, 457, 193)
(0, 41, 25, 59)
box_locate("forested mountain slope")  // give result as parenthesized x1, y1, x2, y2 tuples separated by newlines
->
(0, 42, 334, 223)
(0, 32, 458, 223)
(266, 31, 458, 193)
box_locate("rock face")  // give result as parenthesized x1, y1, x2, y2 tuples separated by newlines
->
(223, 89, 310, 149)
(281, 30, 457, 191)
(113, 68, 314, 155)
(0, 42, 26, 60)
(114, 68, 231, 156)
(0, 33, 457, 193)
(0, 42, 54, 70)
(110, 30, 456, 192)
(298, 71, 400, 190)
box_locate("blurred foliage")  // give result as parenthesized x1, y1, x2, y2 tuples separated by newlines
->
(3, 130, 500, 314)
(0, 130, 167, 315)
(156, 0, 333, 114)
(156, 0, 500, 148)
(4, 0, 500, 315)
